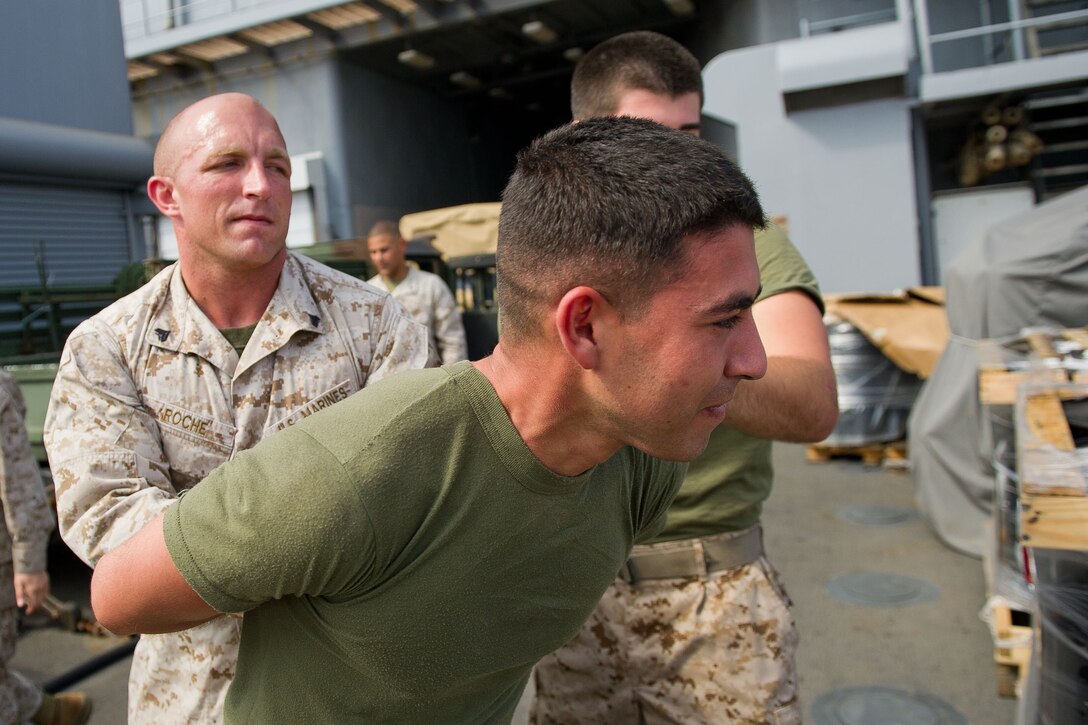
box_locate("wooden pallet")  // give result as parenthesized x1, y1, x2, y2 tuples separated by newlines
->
(991, 603, 1033, 699)
(1016, 385, 1088, 550)
(806, 440, 907, 468)
(978, 327, 1088, 405)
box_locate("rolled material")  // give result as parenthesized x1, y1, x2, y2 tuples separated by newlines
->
(984, 142, 1007, 172)
(986, 124, 1008, 144)
(1007, 140, 1032, 167)
(823, 321, 923, 446)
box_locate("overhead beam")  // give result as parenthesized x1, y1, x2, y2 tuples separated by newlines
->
(126, 0, 544, 59)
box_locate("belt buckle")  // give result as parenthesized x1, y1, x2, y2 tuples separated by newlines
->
(691, 540, 707, 577)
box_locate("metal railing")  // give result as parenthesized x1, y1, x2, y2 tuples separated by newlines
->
(799, 8, 898, 37)
(914, 1, 1088, 75)
(121, 0, 272, 41)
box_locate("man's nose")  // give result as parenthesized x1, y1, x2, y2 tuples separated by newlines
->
(728, 320, 767, 381)
(243, 162, 271, 197)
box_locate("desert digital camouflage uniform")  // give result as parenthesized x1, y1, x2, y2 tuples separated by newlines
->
(0, 370, 53, 721)
(531, 537, 800, 725)
(44, 251, 431, 724)
(369, 266, 468, 364)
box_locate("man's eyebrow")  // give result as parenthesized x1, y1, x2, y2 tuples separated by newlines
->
(698, 285, 762, 316)
(204, 147, 290, 162)
(207, 146, 243, 158)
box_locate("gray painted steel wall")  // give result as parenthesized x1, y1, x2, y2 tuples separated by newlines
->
(337, 64, 478, 235)
(704, 41, 920, 294)
(685, 0, 900, 57)
(0, 1, 148, 288)
(1, 0, 134, 134)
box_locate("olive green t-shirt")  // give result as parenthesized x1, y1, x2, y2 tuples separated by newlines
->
(164, 362, 684, 723)
(652, 222, 823, 543)
(219, 323, 257, 354)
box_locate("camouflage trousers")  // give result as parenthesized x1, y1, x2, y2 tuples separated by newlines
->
(0, 607, 42, 724)
(531, 528, 801, 724)
(128, 615, 241, 724)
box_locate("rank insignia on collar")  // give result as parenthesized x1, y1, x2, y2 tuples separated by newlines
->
(154, 328, 170, 342)
(308, 314, 320, 327)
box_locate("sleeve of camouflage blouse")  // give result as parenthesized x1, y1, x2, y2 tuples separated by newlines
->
(0, 377, 53, 574)
(366, 301, 438, 382)
(433, 282, 469, 364)
(44, 323, 176, 567)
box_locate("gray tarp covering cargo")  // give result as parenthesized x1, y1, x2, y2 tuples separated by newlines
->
(909, 184, 1088, 557)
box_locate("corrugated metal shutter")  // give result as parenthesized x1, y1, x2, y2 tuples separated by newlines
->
(0, 181, 133, 287)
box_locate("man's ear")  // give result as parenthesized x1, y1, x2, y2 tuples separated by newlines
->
(147, 176, 180, 217)
(555, 286, 614, 370)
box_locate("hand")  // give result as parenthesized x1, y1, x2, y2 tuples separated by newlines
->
(14, 572, 50, 615)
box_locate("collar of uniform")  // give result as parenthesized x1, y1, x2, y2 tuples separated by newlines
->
(143, 265, 237, 373)
(234, 253, 324, 375)
(368, 264, 415, 292)
(143, 257, 323, 372)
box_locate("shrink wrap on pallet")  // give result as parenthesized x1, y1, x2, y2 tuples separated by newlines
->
(821, 288, 946, 447)
(823, 320, 923, 446)
(1019, 548, 1088, 724)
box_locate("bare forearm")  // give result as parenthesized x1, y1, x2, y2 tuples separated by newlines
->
(721, 290, 838, 442)
(91, 513, 219, 635)
(722, 355, 838, 442)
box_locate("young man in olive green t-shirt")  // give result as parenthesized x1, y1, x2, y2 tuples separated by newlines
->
(533, 32, 838, 725)
(90, 117, 770, 723)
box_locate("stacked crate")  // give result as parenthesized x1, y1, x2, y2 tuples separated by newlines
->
(977, 327, 1088, 718)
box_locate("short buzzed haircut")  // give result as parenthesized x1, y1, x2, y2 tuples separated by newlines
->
(367, 220, 401, 239)
(497, 116, 764, 342)
(571, 31, 704, 120)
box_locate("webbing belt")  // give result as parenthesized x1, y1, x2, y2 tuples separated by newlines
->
(620, 526, 763, 583)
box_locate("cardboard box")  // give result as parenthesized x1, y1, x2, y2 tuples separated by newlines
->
(823, 286, 949, 379)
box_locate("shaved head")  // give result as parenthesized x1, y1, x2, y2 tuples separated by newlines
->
(153, 93, 284, 177)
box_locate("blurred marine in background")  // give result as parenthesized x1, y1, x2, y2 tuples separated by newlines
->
(368, 219, 468, 364)
(1, 370, 91, 725)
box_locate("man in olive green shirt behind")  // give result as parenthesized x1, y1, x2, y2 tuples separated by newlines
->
(89, 117, 770, 722)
